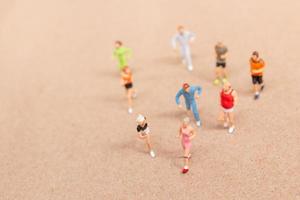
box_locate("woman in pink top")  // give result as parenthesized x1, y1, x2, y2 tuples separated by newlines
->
(179, 117, 196, 174)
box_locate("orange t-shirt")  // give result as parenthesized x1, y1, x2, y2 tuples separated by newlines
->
(250, 58, 265, 76)
(121, 71, 133, 84)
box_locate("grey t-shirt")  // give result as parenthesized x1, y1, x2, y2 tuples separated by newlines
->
(215, 45, 228, 63)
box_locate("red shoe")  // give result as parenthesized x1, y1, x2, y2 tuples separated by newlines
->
(182, 167, 189, 174)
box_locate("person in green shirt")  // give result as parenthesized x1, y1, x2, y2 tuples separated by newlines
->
(113, 41, 132, 70)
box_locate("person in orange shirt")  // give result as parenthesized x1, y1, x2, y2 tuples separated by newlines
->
(250, 51, 265, 100)
(120, 66, 137, 114)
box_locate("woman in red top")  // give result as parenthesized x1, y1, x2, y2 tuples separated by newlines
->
(219, 81, 238, 134)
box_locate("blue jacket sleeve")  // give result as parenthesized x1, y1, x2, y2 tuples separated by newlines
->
(195, 86, 202, 95)
(175, 89, 183, 104)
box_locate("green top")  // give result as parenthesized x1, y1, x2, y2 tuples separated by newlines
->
(113, 47, 131, 70)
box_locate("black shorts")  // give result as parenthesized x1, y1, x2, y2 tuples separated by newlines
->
(216, 62, 226, 68)
(124, 83, 133, 90)
(252, 75, 263, 84)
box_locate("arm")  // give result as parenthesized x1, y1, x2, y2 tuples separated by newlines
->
(125, 48, 132, 59)
(232, 90, 238, 106)
(113, 50, 117, 59)
(138, 133, 147, 139)
(178, 126, 182, 138)
(195, 86, 202, 95)
(189, 127, 196, 140)
(175, 89, 183, 105)
(189, 32, 196, 42)
(171, 35, 177, 49)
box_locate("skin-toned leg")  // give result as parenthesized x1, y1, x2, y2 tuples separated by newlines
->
(218, 110, 225, 122)
(221, 68, 227, 78)
(183, 148, 190, 168)
(127, 89, 133, 108)
(253, 84, 259, 93)
(228, 112, 234, 127)
(215, 67, 221, 79)
(145, 135, 152, 151)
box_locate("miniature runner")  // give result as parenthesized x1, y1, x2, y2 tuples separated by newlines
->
(219, 81, 238, 134)
(113, 40, 132, 70)
(120, 66, 137, 114)
(136, 114, 155, 158)
(214, 42, 228, 85)
(175, 83, 202, 127)
(178, 117, 196, 174)
(171, 25, 195, 71)
(250, 51, 265, 100)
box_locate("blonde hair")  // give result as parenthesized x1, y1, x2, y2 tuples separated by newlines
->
(183, 117, 190, 124)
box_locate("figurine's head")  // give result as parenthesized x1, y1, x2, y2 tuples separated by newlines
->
(115, 40, 122, 48)
(182, 83, 190, 92)
(136, 114, 146, 125)
(177, 25, 185, 34)
(251, 51, 259, 61)
(122, 66, 130, 74)
(223, 81, 232, 92)
(182, 117, 190, 127)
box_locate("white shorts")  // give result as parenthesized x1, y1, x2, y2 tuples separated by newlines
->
(222, 107, 234, 113)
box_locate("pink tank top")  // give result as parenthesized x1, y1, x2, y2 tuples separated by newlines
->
(181, 127, 190, 142)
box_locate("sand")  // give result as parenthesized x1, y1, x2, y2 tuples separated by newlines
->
(0, 0, 299, 199)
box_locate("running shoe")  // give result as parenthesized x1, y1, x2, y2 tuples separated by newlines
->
(182, 166, 189, 174)
(196, 121, 201, 127)
(222, 78, 228, 84)
(188, 65, 193, 71)
(213, 79, 220, 85)
(228, 126, 235, 134)
(149, 150, 155, 158)
(128, 107, 133, 114)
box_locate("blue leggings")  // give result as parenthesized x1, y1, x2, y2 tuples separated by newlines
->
(185, 100, 200, 122)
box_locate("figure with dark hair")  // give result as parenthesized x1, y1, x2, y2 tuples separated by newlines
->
(250, 51, 265, 100)
(214, 42, 228, 85)
(113, 41, 132, 70)
(120, 67, 137, 114)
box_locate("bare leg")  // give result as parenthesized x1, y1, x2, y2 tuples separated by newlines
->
(127, 89, 133, 108)
(183, 148, 190, 168)
(218, 110, 225, 122)
(228, 112, 235, 133)
(221, 68, 227, 78)
(228, 112, 235, 127)
(145, 135, 152, 151)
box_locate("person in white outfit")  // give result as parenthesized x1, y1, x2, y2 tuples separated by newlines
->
(171, 25, 195, 71)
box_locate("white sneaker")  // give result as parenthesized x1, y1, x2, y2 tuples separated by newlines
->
(223, 122, 229, 128)
(196, 121, 201, 127)
(149, 150, 155, 158)
(128, 108, 133, 114)
(188, 65, 193, 71)
(132, 92, 137, 99)
(228, 126, 235, 134)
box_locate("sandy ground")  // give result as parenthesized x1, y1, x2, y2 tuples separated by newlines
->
(0, 0, 300, 199)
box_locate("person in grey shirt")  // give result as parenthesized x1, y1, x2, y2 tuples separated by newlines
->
(214, 42, 228, 85)
(172, 25, 195, 71)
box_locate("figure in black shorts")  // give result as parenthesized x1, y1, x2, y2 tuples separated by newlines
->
(214, 42, 228, 85)
(249, 51, 265, 100)
(120, 67, 137, 113)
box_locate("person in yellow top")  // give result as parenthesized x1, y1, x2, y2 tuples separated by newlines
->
(250, 51, 265, 100)
(120, 67, 137, 114)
